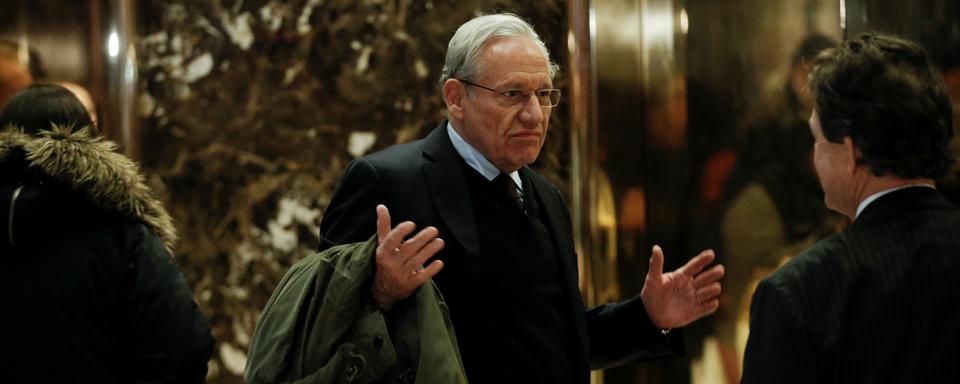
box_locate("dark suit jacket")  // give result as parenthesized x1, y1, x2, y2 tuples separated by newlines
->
(319, 123, 680, 382)
(742, 187, 960, 383)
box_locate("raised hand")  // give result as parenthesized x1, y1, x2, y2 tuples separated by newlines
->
(371, 204, 445, 311)
(640, 245, 724, 329)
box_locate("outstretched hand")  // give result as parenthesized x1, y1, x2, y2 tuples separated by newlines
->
(640, 245, 724, 329)
(371, 204, 445, 311)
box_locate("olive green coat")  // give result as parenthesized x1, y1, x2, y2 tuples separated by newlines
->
(244, 235, 467, 384)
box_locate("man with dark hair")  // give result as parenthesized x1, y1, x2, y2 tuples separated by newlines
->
(742, 32, 960, 383)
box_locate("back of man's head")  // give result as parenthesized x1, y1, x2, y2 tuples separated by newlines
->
(809, 32, 955, 179)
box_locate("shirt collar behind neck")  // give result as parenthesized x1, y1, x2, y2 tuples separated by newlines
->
(855, 183, 935, 218)
(446, 122, 523, 190)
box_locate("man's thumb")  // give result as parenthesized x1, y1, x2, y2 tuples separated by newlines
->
(648, 245, 665, 280)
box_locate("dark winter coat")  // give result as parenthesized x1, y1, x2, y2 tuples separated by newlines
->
(0, 125, 214, 383)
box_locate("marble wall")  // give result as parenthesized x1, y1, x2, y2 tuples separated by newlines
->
(137, 0, 569, 382)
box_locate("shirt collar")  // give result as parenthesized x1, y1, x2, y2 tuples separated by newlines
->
(855, 183, 936, 218)
(447, 122, 523, 190)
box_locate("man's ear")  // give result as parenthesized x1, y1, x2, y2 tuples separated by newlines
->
(842, 136, 861, 175)
(443, 79, 467, 120)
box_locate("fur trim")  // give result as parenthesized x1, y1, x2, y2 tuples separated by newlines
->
(0, 125, 177, 254)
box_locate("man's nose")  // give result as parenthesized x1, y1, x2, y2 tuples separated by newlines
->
(518, 94, 545, 125)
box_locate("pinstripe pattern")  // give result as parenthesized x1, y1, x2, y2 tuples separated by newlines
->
(742, 187, 960, 383)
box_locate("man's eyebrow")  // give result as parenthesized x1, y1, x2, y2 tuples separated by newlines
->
(497, 81, 528, 89)
(497, 78, 552, 89)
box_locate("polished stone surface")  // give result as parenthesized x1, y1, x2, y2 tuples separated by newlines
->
(138, 1, 569, 381)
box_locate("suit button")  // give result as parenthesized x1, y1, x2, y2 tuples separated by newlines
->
(373, 335, 384, 350)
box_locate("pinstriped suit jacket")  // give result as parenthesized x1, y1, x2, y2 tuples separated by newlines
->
(742, 187, 960, 383)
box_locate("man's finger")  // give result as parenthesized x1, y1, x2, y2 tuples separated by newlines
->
(692, 264, 725, 288)
(698, 298, 720, 317)
(399, 226, 440, 259)
(413, 259, 445, 284)
(376, 204, 391, 245)
(380, 221, 416, 254)
(406, 238, 445, 270)
(679, 249, 716, 277)
(648, 245, 665, 280)
(696, 282, 722, 301)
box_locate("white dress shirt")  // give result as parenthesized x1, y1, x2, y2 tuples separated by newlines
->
(446, 122, 523, 191)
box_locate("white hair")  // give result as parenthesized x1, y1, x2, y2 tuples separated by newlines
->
(439, 13, 559, 86)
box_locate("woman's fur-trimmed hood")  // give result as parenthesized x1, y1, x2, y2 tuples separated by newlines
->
(0, 125, 177, 253)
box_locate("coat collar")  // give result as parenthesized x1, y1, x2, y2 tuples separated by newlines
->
(0, 125, 177, 253)
(855, 186, 955, 226)
(422, 122, 481, 260)
(420, 122, 577, 287)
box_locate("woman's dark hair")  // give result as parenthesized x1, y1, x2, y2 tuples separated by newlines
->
(0, 83, 95, 134)
(809, 32, 955, 179)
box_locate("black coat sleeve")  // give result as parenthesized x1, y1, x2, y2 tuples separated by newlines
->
(126, 226, 215, 384)
(741, 277, 817, 384)
(319, 158, 385, 251)
(541, 186, 682, 368)
(586, 295, 683, 368)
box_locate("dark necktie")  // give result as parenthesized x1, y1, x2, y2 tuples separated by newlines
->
(493, 172, 524, 213)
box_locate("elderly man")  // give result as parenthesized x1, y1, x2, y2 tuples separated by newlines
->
(317, 13, 724, 383)
(742, 33, 960, 383)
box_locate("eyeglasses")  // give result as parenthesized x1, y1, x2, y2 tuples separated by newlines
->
(456, 78, 562, 108)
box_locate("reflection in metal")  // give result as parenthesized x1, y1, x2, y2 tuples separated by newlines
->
(107, 32, 119, 57)
(14, 0, 29, 65)
(15, 36, 30, 69)
(568, 0, 597, 306)
(567, 1, 607, 381)
(586, 0, 690, 382)
(592, 0, 643, 306)
(840, 0, 847, 36)
(641, 0, 673, 55)
(99, 0, 138, 158)
(680, 8, 689, 35)
(641, 0, 684, 150)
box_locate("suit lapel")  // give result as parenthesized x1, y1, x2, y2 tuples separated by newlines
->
(521, 167, 590, 371)
(422, 123, 481, 277)
(523, 167, 579, 288)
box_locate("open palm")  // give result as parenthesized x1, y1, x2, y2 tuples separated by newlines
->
(640, 245, 724, 329)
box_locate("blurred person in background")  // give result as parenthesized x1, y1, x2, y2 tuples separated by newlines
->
(58, 81, 98, 124)
(0, 38, 32, 107)
(742, 32, 960, 383)
(713, 33, 842, 383)
(0, 84, 214, 383)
